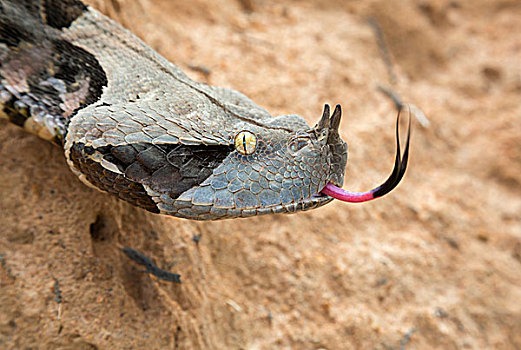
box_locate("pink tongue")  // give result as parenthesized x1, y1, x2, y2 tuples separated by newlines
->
(320, 106, 411, 203)
(321, 183, 376, 202)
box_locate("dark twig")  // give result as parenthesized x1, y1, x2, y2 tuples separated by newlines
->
(192, 234, 202, 245)
(174, 325, 182, 349)
(51, 276, 63, 320)
(122, 247, 182, 283)
(53, 278, 62, 304)
(400, 328, 416, 350)
(368, 18, 397, 84)
(0, 253, 15, 279)
(187, 64, 211, 77)
(377, 85, 404, 112)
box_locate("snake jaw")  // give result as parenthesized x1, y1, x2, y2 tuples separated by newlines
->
(321, 106, 411, 203)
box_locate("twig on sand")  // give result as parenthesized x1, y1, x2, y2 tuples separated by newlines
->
(400, 328, 416, 350)
(0, 253, 15, 279)
(122, 247, 182, 283)
(52, 276, 63, 320)
(368, 18, 397, 84)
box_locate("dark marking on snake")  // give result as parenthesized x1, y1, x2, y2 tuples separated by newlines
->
(0, 88, 29, 127)
(0, 1, 107, 142)
(70, 142, 160, 213)
(8, 0, 87, 30)
(42, 0, 87, 29)
(96, 143, 234, 200)
(0, 2, 46, 47)
(52, 39, 108, 109)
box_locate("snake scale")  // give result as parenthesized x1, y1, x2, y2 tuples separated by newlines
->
(0, 0, 410, 220)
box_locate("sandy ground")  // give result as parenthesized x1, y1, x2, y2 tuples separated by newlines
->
(1, 0, 521, 349)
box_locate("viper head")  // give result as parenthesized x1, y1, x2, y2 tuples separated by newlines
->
(159, 104, 348, 219)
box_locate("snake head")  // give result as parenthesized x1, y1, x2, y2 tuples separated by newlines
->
(162, 103, 349, 219)
(66, 98, 350, 221)
(67, 99, 408, 220)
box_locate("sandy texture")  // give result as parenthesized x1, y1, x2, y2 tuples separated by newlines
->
(1, 0, 521, 348)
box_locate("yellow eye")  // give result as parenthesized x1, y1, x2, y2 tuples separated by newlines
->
(234, 131, 257, 155)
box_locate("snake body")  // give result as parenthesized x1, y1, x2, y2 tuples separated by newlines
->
(0, 0, 409, 220)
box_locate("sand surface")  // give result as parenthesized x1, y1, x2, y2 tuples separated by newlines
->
(1, 0, 520, 348)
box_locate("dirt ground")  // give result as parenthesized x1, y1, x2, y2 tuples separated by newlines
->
(1, 0, 521, 349)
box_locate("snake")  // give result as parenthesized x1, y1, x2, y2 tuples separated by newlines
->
(0, 0, 410, 220)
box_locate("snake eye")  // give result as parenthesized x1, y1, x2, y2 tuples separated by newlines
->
(234, 131, 257, 155)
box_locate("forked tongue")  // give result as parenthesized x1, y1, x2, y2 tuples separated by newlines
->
(321, 107, 411, 202)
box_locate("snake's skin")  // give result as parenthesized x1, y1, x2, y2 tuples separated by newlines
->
(0, 0, 349, 220)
